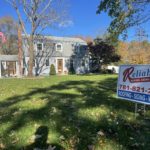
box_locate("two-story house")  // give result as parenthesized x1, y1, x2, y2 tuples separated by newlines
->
(23, 35, 89, 76)
(0, 36, 89, 77)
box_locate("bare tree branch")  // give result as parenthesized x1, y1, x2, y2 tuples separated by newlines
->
(6, 0, 68, 76)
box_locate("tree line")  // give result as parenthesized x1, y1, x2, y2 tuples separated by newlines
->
(1, 0, 150, 76)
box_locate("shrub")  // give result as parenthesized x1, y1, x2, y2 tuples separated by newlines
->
(50, 64, 56, 75)
(69, 63, 75, 74)
(69, 60, 75, 74)
(100, 69, 113, 74)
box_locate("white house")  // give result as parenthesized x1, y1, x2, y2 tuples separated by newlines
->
(0, 36, 89, 77)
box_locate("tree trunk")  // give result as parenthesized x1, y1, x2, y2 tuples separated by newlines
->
(28, 34, 34, 77)
(18, 25, 23, 77)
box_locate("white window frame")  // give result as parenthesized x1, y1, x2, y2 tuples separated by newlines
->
(36, 43, 43, 51)
(55, 43, 63, 52)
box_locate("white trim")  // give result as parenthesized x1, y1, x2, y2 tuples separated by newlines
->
(16, 61, 19, 76)
(55, 43, 63, 52)
(55, 57, 65, 74)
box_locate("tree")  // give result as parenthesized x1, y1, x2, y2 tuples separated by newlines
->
(117, 40, 150, 64)
(117, 28, 150, 64)
(34, 38, 57, 76)
(97, 0, 150, 40)
(117, 41, 129, 64)
(0, 16, 18, 54)
(69, 58, 75, 74)
(6, 0, 68, 77)
(88, 38, 120, 72)
(50, 64, 56, 75)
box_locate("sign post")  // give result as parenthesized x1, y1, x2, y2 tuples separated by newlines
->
(117, 65, 150, 117)
(135, 103, 138, 118)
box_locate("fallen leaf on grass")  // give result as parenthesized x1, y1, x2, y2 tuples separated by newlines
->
(12, 137, 19, 144)
(88, 145, 94, 150)
(129, 137, 134, 140)
(47, 145, 56, 150)
(31, 134, 42, 141)
(131, 143, 140, 148)
(0, 143, 5, 149)
(33, 148, 43, 150)
(59, 135, 65, 140)
(97, 130, 105, 136)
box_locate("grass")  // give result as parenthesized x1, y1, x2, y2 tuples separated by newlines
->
(0, 75, 149, 150)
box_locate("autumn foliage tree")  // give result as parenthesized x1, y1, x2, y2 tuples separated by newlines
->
(117, 40, 150, 64)
(117, 41, 129, 64)
(88, 38, 120, 72)
(0, 16, 18, 54)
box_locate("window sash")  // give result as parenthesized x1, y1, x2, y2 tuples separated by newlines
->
(37, 43, 43, 51)
(46, 59, 49, 66)
(56, 44, 62, 51)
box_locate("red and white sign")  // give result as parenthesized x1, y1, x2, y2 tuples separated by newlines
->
(117, 65, 150, 105)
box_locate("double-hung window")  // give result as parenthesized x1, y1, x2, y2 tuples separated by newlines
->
(37, 43, 43, 51)
(56, 43, 63, 51)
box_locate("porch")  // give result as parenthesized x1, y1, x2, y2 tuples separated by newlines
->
(0, 55, 19, 78)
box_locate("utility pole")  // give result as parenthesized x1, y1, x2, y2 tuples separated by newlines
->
(135, 27, 148, 64)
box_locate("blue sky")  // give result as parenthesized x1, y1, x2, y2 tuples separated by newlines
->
(0, 0, 149, 41)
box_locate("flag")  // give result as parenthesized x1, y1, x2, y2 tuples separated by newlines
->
(0, 32, 7, 43)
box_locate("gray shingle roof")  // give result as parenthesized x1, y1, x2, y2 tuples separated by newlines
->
(22, 35, 87, 44)
(45, 36, 87, 44)
(0, 55, 18, 61)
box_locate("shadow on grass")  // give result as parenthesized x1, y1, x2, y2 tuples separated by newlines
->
(0, 77, 149, 149)
(25, 126, 62, 150)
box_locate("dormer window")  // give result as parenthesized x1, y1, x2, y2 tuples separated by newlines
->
(56, 43, 63, 51)
(37, 43, 43, 51)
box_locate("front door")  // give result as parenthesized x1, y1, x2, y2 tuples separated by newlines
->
(57, 59, 63, 74)
(6, 61, 16, 76)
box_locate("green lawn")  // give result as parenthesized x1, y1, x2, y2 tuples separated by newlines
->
(0, 75, 149, 150)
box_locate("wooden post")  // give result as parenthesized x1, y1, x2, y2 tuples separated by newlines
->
(135, 103, 138, 119)
(18, 24, 23, 77)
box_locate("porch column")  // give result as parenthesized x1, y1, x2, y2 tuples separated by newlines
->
(0, 60, 1, 78)
(16, 61, 19, 77)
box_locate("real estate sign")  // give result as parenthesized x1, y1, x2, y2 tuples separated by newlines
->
(117, 65, 150, 105)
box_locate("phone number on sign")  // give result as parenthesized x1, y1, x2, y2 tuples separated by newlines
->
(119, 84, 150, 94)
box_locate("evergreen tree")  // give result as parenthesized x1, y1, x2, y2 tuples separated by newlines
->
(50, 64, 56, 75)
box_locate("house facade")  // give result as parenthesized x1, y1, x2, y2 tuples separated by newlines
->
(23, 36, 89, 76)
(0, 36, 89, 77)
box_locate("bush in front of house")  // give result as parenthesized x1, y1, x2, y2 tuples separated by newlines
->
(50, 64, 56, 75)
(69, 63, 75, 74)
(100, 68, 114, 74)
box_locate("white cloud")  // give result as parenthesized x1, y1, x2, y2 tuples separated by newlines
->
(59, 20, 74, 28)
